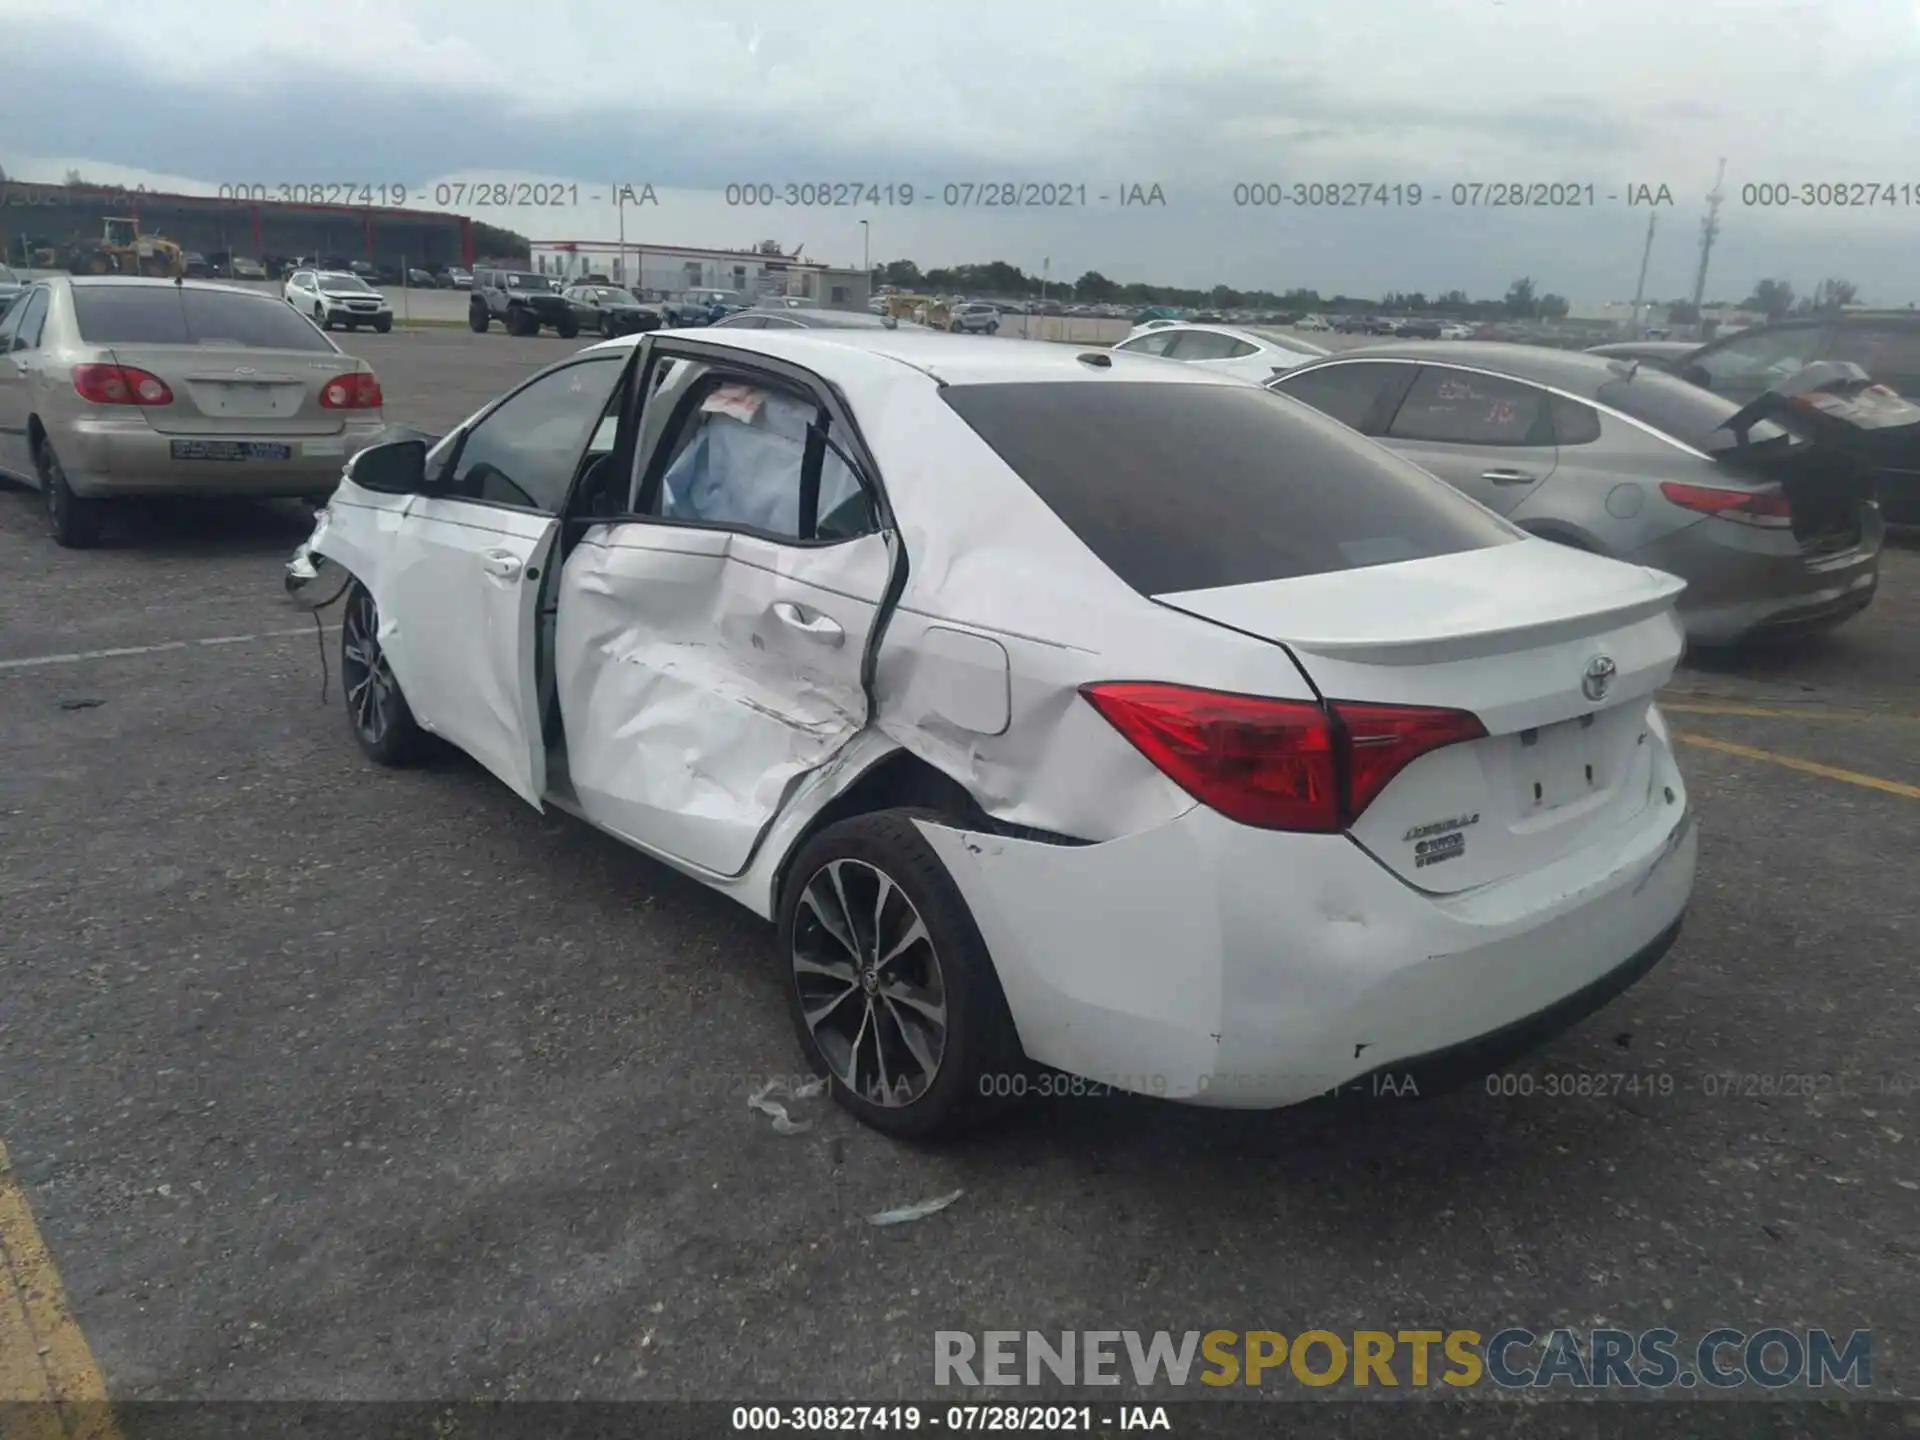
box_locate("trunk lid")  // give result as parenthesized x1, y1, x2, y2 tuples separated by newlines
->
(107, 346, 361, 436)
(1716, 361, 1920, 549)
(1157, 539, 1686, 893)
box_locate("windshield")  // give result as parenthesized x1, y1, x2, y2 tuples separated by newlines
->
(506, 275, 551, 291)
(0, 267, 18, 284)
(593, 289, 629, 302)
(71, 286, 338, 351)
(320, 274, 372, 293)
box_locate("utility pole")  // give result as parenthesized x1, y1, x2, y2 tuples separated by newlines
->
(1688, 158, 1726, 329)
(616, 186, 626, 285)
(1629, 210, 1657, 333)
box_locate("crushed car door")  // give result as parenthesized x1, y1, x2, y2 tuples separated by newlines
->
(382, 352, 630, 807)
(555, 353, 895, 877)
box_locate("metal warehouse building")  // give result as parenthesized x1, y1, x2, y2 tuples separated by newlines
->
(1, 182, 475, 269)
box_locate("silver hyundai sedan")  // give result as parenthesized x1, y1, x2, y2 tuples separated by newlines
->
(0, 276, 387, 547)
(1268, 343, 1887, 645)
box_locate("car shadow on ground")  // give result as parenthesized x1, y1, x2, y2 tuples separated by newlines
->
(0, 481, 317, 557)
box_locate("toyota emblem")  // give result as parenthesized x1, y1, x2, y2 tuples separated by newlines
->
(1582, 655, 1617, 702)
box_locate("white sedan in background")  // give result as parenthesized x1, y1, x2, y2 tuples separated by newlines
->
(1111, 321, 1331, 382)
(282, 269, 393, 332)
(300, 327, 1695, 1140)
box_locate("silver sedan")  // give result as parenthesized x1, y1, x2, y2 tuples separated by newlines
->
(1267, 342, 1885, 645)
(0, 276, 387, 547)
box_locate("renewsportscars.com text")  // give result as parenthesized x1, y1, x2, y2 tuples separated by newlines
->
(934, 1327, 1872, 1390)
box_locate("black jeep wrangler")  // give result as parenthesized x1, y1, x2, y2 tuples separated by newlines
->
(469, 268, 578, 338)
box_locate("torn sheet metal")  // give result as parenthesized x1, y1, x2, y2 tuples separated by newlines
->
(555, 522, 891, 876)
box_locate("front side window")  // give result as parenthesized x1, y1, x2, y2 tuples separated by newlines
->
(1271, 361, 1415, 432)
(1117, 331, 1178, 356)
(446, 358, 626, 513)
(1386, 367, 1552, 446)
(8, 289, 48, 351)
(1166, 330, 1242, 360)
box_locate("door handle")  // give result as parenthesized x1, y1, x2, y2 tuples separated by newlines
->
(480, 549, 523, 579)
(1481, 469, 1536, 484)
(772, 601, 845, 646)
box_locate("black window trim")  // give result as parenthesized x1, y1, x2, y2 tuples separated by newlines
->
(601, 337, 895, 550)
(429, 351, 636, 519)
(8, 286, 50, 351)
(1278, 357, 1715, 457)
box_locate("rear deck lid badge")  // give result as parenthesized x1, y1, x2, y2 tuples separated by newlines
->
(1582, 654, 1617, 702)
(1404, 813, 1479, 843)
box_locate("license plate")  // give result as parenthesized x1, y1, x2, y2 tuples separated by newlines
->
(171, 440, 293, 462)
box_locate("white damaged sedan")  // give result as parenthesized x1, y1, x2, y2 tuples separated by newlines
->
(306, 328, 1697, 1137)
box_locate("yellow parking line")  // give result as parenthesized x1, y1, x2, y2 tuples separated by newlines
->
(1675, 732, 1920, 801)
(0, 1139, 121, 1437)
(1663, 701, 1919, 723)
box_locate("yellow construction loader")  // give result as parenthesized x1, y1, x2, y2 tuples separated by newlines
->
(66, 217, 186, 278)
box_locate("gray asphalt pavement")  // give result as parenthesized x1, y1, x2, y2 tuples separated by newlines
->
(0, 331, 1915, 1408)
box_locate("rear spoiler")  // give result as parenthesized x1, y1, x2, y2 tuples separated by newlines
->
(1722, 361, 1920, 446)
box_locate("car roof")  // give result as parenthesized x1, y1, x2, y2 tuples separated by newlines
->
(1586, 341, 1697, 359)
(581, 327, 1258, 388)
(1287, 340, 1647, 398)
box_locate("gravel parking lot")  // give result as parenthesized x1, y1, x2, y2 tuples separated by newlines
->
(1, 329, 1916, 1408)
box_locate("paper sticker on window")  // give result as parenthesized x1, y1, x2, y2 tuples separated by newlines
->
(1485, 399, 1518, 426)
(1436, 379, 1475, 401)
(702, 384, 766, 423)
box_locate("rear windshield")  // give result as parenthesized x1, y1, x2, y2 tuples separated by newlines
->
(72, 287, 337, 351)
(1595, 371, 1790, 450)
(940, 382, 1519, 594)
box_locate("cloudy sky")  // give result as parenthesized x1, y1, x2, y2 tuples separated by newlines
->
(4, 0, 1919, 304)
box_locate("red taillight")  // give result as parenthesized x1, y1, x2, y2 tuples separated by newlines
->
(1659, 480, 1792, 528)
(1335, 701, 1489, 819)
(1080, 682, 1486, 832)
(320, 371, 383, 409)
(72, 363, 173, 406)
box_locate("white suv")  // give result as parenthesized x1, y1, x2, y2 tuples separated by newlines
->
(283, 270, 393, 332)
(950, 303, 1001, 335)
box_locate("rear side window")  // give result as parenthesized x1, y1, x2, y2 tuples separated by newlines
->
(1387, 368, 1552, 446)
(1272, 361, 1414, 431)
(72, 287, 336, 351)
(1550, 394, 1603, 445)
(939, 382, 1518, 594)
(1166, 331, 1243, 360)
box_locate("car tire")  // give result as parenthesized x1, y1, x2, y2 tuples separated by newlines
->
(986, 322, 998, 335)
(313, 303, 330, 330)
(340, 581, 429, 767)
(37, 438, 108, 549)
(600, 316, 615, 338)
(777, 808, 1024, 1140)
(374, 317, 392, 334)
(469, 305, 489, 333)
(557, 319, 579, 340)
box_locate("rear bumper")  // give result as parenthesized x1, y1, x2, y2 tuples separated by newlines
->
(1631, 508, 1883, 644)
(58, 417, 385, 498)
(917, 736, 1695, 1109)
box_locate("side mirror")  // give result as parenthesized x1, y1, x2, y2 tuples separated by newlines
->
(345, 438, 428, 495)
